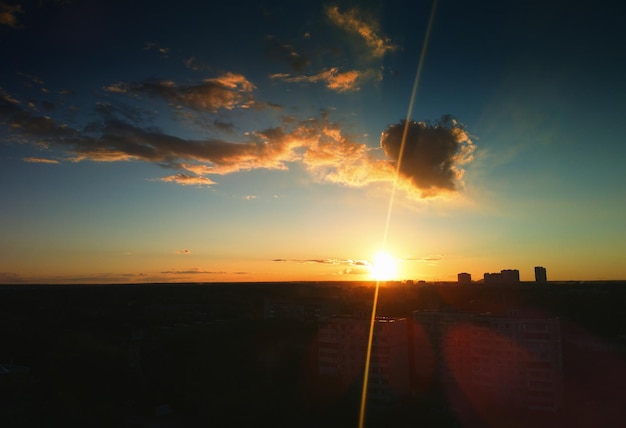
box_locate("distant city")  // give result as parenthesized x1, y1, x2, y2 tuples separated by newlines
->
(456, 265, 548, 285)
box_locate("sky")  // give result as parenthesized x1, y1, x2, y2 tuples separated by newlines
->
(1, 0, 625, 284)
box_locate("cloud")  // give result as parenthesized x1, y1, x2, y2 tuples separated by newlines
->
(144, 42, 170, 57)
(1, 88, 474, 199)
(325, 5, 396, 58)
(175, 249, 191, 255)
(264, 35, 310, 71)
(272, 258, 369, 266)
(0, 271, 24, 283)
(380, 116, 475, 197)
(106, 73, 256, 112)
(271, 67, 363, 92)
(23, 157, 59, 164)
(161, 268, 228, 275)
(0, 1, 23, 29)
(159, 174, 216, 186)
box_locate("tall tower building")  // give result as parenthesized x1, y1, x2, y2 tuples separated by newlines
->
(535, 266, 547, 283)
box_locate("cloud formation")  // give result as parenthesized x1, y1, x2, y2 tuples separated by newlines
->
(380, 116, 475, 196)
(160, 174, 216, 186)
(0, 1, 22, 28)
(272, 258, 368, 266)
(23, 157, 59, 164)
(264, 35, 310, 71)
(325, 5, 396, 58)
(105, 73, 256, 112)
(175, 249, 192, 255)
(271, 67, 364, 92)
(1, 88, 474, 198)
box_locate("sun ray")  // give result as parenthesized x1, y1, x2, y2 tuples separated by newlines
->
(358, 1, 439, 427)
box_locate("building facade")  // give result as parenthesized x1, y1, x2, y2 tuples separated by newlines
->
(457, 272, 472, 285)
(318, 315, 410, 403)
(412, 310, 563, 411)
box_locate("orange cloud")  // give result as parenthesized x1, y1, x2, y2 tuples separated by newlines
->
(23, 157, 58, 164)
(0, 1, 22, 29)
(105, 73, 256, 112)
(160, 174, 216, 186)
(325, 5, 396, 58)
(271, 67, 363, 92)
(1, 87, 474, 199)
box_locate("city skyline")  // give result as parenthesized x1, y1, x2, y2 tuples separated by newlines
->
(1, 0, 625, 284)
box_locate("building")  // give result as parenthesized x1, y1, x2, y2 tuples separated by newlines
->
(484, 269, 520, 285)
(412, 310, 563, 412)
(457, 272, 472, 285)
(318, 315, 410, 403)
(534, 266, 547, 283)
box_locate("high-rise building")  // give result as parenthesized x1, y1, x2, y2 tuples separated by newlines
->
(457, 272, 472, 285)
(535, 266, 547, 283)
(484, 269, 520, 285)
(318, 315, 410, 403)
(412, 310, 563, 411)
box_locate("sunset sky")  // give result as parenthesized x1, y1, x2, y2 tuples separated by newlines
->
(1, 0, 625, 284)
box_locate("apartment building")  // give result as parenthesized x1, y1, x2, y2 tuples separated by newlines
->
(412, 310, 563, 411)
(318, 315, 410, 403)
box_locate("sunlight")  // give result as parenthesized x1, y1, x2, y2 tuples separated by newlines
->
(369, 251, 398, 281)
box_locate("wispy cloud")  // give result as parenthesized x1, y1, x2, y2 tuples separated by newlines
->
(264, 35, 310, 71)
(272, 258, 369, 266)
(160, 174, 216, 186)
(175, 249, 192, 255)
(23, 157, 59, 164)
(161, 267, 229, 275)
(271, 67, 363, 92)
(105, 73, 256, 112)
(144, 42, 170, 57)
(0, 1, 23, 29)
(325, 5, 396, 58)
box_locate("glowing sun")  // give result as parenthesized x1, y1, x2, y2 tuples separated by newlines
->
(370, 251, 398, 281)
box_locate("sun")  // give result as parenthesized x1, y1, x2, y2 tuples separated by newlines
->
(369, 251, 398, 281)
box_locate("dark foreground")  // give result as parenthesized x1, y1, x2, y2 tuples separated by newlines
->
(1, 281, 625, 427)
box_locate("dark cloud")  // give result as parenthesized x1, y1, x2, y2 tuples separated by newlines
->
(264, 35, 310, 71)
(1, 89, 474, 199)
(94, 102, 152, 124)
(0, 1, 23, 28)
(380, 115, 475, 197)
(105, 73, 256, 112)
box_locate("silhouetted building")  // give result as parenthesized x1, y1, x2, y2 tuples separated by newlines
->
(535, 266, 547, 283)
(412, 310, 563, 411)
(318, 315, 410, 403)
(457, 272, 472, 285)
(484, 269, 520, 285)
